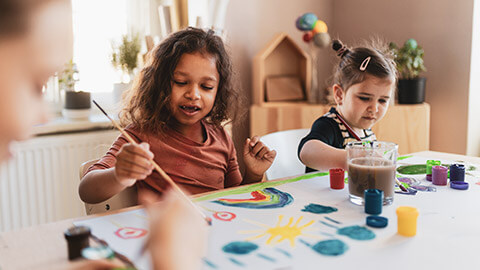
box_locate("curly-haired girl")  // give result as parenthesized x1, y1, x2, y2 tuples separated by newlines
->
(80, 27, 276, 203)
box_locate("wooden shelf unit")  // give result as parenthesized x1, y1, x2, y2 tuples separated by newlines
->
(252, 33, 311, 104)
(250, 102, 430, 155)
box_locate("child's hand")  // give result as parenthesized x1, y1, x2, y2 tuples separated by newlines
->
(243, 136, 277, 180)
(141, 190, 207, 270)
(114, 142, 154, 187)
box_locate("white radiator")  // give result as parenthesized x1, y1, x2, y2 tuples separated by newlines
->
(0, 129, 120, 232)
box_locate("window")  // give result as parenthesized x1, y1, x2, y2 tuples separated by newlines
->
(72, 0, 129, 93)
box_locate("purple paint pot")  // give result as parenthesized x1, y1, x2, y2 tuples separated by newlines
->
(432, 166, 448, 186)
(426, 174, 432, 181)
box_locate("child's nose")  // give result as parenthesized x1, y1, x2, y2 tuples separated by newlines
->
(185, 85, 201, 100)
(368, 101, 379, 113)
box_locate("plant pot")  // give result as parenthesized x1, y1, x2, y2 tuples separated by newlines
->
(397, 77, 426, 104)
(62, 91, 91, 120)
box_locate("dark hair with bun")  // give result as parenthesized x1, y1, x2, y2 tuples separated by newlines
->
(332, 39, 397, 92)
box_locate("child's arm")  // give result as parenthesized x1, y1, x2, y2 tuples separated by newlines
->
(299, 140, 347, 171)
(242, 136, 277, 184)
(79, 142, 154, 204)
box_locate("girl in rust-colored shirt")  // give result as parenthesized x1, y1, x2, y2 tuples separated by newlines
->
(79, 28, 276, 204)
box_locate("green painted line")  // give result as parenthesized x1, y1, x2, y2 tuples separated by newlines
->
(194, 172, 329, 202)
(396, 164, 426, 175)
(396, 163, 476, 175)
(397, 155, 413, 161)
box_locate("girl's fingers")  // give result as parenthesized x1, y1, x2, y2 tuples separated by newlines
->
(118, 154, 154, 172)
(116, 158, 153, 176)
(118, 148, 154, 171)
(256, 147, 269, 159)
(249, 136, 260, 148)
(251, 141, 267, 157)
(265, 150, 277, 161)
(122, 143, 154, 160)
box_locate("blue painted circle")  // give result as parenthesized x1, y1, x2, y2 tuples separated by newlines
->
(337, 225, 376, 240)
(312, 239, 348, 256)
(222, 241, 259, 255)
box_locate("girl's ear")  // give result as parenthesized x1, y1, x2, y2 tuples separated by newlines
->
(333, 84, 345, 105)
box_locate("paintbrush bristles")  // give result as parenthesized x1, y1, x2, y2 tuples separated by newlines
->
(92, 100, 209, 223)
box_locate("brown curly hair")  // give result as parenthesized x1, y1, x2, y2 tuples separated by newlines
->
(120, 27, 239, 133)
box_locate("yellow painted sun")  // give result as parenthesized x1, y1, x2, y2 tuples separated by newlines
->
(239, 215, 321, 247)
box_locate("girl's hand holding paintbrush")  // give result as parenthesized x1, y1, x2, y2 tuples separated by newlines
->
(114, 142, 155, 187)
(140, 190, 207, 270)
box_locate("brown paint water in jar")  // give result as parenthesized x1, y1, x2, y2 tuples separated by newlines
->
(347, 157, 395, 205)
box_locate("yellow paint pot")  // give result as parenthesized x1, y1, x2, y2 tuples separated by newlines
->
(396, 206, 419, 237)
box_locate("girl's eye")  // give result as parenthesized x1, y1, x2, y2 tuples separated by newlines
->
(173, 80, 187, 85)
(202, 85, 214, 90)
(379, 99, 387, 104)
(358, 96, 370, 101)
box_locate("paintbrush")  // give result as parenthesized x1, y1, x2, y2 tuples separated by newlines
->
(92, 100, 212, 225)
(336, 111, 408, 192)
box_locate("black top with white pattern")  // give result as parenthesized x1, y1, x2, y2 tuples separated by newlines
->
(297, 107, 376, 173)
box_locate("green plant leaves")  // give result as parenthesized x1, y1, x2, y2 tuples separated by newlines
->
(389, 39, 426, 79)
(111, 33, 141, 74)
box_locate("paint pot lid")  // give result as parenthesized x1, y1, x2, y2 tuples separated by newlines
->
(329, 168, 344, 175)
(366, 216, 388, 228)
(82, 245, 114, 260)
(64, 225, 91, 240)
(451, 163, 465, 169)
(450, 181, 469, 190)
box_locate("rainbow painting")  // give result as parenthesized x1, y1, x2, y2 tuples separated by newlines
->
(213, 187, 293, 209)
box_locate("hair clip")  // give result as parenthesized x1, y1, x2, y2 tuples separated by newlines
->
(359, 56, 371, 71)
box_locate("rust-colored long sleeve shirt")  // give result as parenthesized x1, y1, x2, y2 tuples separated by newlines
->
(86, 122, 242, 197)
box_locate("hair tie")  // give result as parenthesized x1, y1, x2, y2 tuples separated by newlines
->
(336, 46, 348, 58)
(359, 56, 371, 71)
(332, 40, 349, 58)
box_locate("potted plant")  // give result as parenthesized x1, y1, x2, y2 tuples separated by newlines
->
(111, 33, 141, 103)
(389, 38, 427, 104)
(58, 60, 91, 120)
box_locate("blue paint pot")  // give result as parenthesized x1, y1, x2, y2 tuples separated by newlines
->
(450, 164, 465, 182)
(364, 189, 383, 215)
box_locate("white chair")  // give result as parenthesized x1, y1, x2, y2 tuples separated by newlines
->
(79, 159, 138, 215)
(261, 128, 310, 180)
